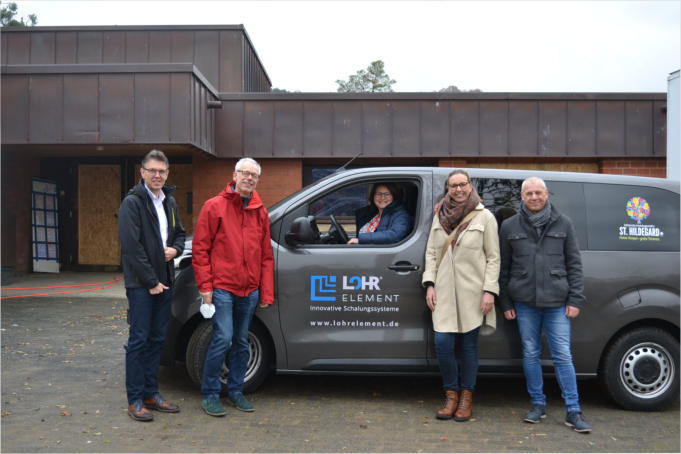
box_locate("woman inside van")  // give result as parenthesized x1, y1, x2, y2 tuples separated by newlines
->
(347, 182, 412, 245)
(422, 169, 500, 422)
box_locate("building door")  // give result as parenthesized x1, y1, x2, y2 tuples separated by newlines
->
(31, 178, 59, 273)
(78, 165, 121, 266)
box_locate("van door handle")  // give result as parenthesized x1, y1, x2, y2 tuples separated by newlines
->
(388, 262, 419, 272)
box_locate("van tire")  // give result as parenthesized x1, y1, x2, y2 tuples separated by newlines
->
(185, 319, 273, 395)
(600, 327, 679, 411)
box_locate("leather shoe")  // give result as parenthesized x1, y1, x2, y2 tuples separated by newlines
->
(436, 390, 459, 420)
(144, 393, 180, 413)
(454, 390, 473, 422)
(128, 400, 153, 421)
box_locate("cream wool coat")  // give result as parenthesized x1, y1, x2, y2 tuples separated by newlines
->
(422, 203, 500, 335)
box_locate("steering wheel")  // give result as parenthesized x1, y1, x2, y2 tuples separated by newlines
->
(329, 214, 350, 244)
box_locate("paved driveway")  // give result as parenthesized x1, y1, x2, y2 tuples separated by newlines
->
(1, 296, 679, 452)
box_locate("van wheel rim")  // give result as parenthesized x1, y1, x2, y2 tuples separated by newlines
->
(220, 332, 263, 386)
(619, 342, 674, 399)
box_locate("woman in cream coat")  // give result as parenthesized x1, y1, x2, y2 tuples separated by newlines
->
(422, 169, 500, 422)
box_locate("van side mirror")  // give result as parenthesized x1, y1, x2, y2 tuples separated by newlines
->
(178, 256, 192, 269)
(285, 216, 320, 246)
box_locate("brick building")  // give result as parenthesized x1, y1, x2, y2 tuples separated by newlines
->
(0, 25, 668, 274)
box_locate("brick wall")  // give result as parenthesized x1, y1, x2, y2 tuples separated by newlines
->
(255, 159, 302, 207)
(191, 156, 302, 230)
(438, 159, 468, 168)
(1, 152, 40, 273)
(438, 158, 600, 173)
(440, 158, 669, 177)
(192, 155, 236, 230)
(600, 158, 667, 178)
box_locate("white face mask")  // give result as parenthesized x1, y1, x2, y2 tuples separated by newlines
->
(200, 301, 215, 319)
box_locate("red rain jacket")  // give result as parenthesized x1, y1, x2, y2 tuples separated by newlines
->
(192, 183, 274, 304)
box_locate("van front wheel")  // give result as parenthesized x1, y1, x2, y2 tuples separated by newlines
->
(185, 319, 273, 395)
(600, 327, 679, 411)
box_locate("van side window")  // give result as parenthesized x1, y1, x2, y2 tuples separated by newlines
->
(541, 181, 587, 248)
(584, 183, 680, 252)
(474, 178, 587, 247)
(308, 181, 418, 246)
(472, 178, 522, 230)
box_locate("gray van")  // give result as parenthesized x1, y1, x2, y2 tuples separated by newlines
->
(163, 167, 680, 411)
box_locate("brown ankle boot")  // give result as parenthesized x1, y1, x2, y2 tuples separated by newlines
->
(454, 390, 473, 421)
(436, 390, 459, 420)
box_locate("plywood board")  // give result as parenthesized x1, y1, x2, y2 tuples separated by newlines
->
(78, 165, 121, 265)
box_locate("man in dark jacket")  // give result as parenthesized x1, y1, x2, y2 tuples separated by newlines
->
(192, 157, 274, 417)
(118, 149, 185, 421)
(499, 177, 592, 433)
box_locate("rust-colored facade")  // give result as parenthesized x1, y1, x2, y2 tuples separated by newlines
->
(2, 64, 219, 154)
(215, 92, 666, 159)
(1, 25, 270, 91)
(0, 25, 668, 275)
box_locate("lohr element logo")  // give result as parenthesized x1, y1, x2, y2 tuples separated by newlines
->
(342, 276, 380, 291)
(310, 275, 337, 302)
(310, 274, 382, 302)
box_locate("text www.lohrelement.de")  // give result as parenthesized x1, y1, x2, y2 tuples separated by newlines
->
(309, 320, 400, 327)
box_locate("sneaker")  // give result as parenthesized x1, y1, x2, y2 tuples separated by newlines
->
(523, 405, 546, 423)
(565, 411, 592, 433)
(228, 393, 254, 412)
(201, 397, 226, 417)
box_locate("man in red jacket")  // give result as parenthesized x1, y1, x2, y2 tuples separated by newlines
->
(192, 157, 274, 417)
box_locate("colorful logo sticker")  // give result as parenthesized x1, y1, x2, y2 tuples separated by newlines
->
(626, 197, 650, 225)
(619, 196, 663, 242)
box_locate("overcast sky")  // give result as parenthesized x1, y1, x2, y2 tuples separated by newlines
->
(11, 0, 681, 93)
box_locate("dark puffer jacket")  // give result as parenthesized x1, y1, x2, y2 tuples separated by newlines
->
(354, 201, 412, 244)
(118, 181, 186, 289)
(499, 204, 585, 312)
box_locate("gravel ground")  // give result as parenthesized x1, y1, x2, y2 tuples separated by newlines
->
(1, 296, 679, 453)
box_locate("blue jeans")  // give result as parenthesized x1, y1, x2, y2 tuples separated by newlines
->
(201, 288, 259, 398)
(514, 302, 581, 413)
(125, 286, 172, 404)
(434, 327, 480, 392)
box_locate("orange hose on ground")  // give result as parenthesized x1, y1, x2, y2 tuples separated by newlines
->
(1, 276, 123, 291)
(0, 276, 124, 300)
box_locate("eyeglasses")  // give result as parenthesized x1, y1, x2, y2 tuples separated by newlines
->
(448, 182, 469, 190)
(374, 191, 393, 199)
(236, 169, 260, 179)
(143, 167, 168, 176)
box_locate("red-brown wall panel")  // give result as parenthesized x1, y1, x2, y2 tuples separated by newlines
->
(538, 101, 567, 156)
(64, 75, 99, 143)
(134, 74, 171, 142)
(30, 32, 55, 64)
(1, 76, 29, 143)
(99, 74, 134, 143)
(29, 74, 63, 143)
